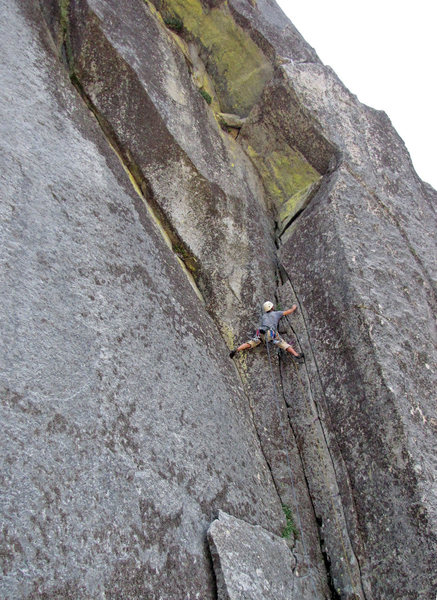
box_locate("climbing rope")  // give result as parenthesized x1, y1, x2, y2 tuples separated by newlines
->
(282, 311, 362, 598)
(264, 336, 319, 596)
(259, 300, 359, 595)
(257, 304, 311, 568)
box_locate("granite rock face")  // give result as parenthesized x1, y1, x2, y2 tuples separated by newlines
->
(1, 0, 436, 599)
(276, 53, 437, 600)
(0, 3, 283, 598)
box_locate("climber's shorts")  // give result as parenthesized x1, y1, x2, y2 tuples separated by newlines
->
(247, 330, 291, 351)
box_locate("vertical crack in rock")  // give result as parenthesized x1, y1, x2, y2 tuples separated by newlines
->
(53, 0, 204, 302)
(273, 263, 367, 599)
(25, 0, 436, 598)
(137, 2, 368, 597)
(230, 313, 333, 594)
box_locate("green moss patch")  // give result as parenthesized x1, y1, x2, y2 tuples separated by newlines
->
(199, 88, 212, 104)
(164, 15, 183, 31)
(282, 504, 299, 539)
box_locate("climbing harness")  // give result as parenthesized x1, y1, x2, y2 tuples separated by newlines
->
(256, 327, 277, 342)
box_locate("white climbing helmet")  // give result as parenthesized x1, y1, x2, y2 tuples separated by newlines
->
(263, 301, 274, 312)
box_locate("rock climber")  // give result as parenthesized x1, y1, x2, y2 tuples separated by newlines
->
(229, 301, 305, 362)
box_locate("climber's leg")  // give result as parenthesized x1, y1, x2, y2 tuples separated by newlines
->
(230, 337, 261, 358)
(275, 336, 305, 360)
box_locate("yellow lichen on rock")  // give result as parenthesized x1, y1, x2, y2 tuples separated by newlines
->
(160, 0, 273, 116)
(247, 143, 320, 222)
(221, 322, 236, 351)
(220, 321, 249, 382)
(188, 44, 222, 112)
(279, 186, 312, 224)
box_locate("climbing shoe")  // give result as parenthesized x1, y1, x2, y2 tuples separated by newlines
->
(229, 350, 236, 359)
(294, 352, 305, 363)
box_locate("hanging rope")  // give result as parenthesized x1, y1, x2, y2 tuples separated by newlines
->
(264, 336, 319, 596)
(282, 311, 363, 598)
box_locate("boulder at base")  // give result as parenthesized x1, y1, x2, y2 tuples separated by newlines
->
(208, 510, 314, 600)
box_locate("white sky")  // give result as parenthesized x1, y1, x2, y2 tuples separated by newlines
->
(276, 0, 437, 190)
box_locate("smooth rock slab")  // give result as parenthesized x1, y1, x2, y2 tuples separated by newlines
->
(207, 510, 298, 600)
(0, 3, 284, 598)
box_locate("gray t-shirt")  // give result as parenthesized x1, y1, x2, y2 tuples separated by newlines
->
(260, 310, 284, 331)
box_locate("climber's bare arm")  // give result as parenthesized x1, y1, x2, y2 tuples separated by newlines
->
(282, 305, 297, 316)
